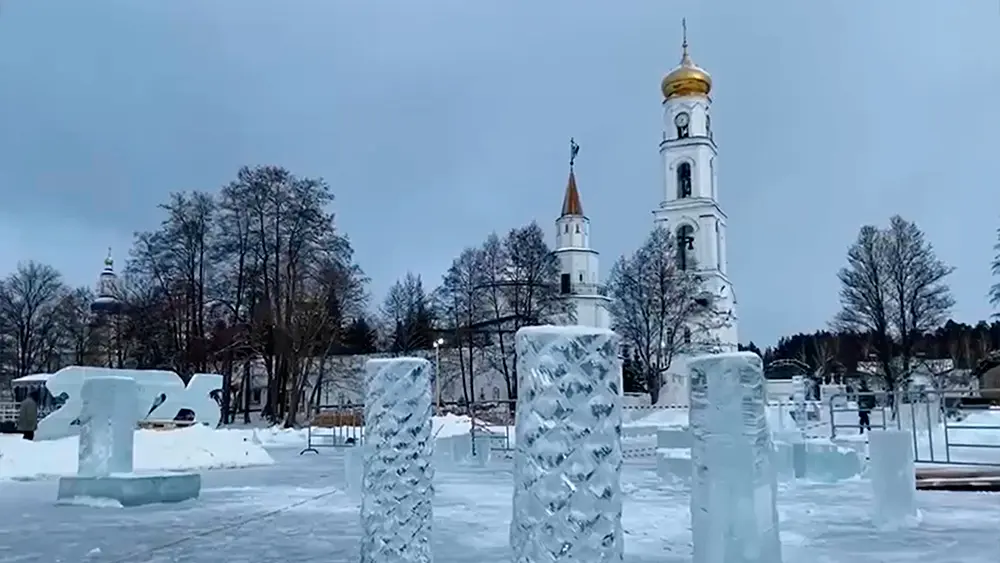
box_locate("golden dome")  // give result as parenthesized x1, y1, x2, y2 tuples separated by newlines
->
(661, 21, 711, 100)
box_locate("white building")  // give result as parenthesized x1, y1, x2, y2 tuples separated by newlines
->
(651, 28, 738, 351)
(553, 165, 612, 329)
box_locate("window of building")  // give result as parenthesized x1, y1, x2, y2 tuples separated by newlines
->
(560, 273, 571, 294)
(677, 162, 693, 199)
(677, 225, 695, 271)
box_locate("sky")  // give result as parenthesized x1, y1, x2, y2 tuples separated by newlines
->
(1, 0, 999, 349)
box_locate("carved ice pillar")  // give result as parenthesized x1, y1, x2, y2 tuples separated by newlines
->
(78, 376, 138, 477)
(360, 358, 434, 563)
(689, 352, 782, 563)
(868, 429, 918, 527)
(511, 326, 622, 563)
(791, 375, 807, 431)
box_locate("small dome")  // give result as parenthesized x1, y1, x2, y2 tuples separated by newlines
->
(661, 22, 712, 100)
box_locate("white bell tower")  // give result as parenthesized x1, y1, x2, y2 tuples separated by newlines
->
(651, 21, 738, 350)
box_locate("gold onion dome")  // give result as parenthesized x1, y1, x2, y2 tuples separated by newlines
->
(660, 23, 712, 100)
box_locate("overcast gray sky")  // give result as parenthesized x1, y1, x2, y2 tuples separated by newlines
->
(1, 0, 998, 348)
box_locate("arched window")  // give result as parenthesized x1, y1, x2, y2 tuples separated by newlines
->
(683, 327, 692, 344)
(492, 386, 501, 400)
(575, 224, 580, 233)
(676, 162, 693, 199)
(676, 225, 695, 271)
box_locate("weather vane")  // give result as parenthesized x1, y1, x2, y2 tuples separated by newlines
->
(569, 138, 580, 169)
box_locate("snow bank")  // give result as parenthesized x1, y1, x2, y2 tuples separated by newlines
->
(0, 425, 273, 480)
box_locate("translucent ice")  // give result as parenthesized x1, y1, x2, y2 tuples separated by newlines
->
(57, 472, 201, 507)
(78, 376, 138, 477)
(511, 325, 623, 563)
(344, 444, 363, 501)
(360, 358, 434, 563)
(688, 352, 782, 563)
(868, 429, 918, 527)
(791, 375, 807, 430)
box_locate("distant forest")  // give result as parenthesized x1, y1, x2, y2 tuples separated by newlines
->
(741, 320, 1000, 380)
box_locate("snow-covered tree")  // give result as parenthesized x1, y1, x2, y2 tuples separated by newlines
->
(606, 226, 729, 403)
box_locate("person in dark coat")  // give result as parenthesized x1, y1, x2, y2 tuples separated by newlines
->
(857, 381, 875, 434)
(17, 390, 39, 440)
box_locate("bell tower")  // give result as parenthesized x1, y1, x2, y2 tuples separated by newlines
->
(652, 21, 737, 350)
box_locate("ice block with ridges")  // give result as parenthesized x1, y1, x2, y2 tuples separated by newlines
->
(511, 325, 623, 563)
(360, 358, 434, 563)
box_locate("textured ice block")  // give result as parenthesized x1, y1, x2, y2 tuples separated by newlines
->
(344, 445, 363, 500)
(57, 472, 201, 507)
(472, 433, 492, 466)
(511, 325, 623, 563)
(791, 375, 807, 429)
(360, 358, 434, 563)
(689, 352, 782, 563)
(656, 448, 692, 483)
(868, 430, 918, 527)
(78, 376, 139, 477)
(656, 427, 692, 449)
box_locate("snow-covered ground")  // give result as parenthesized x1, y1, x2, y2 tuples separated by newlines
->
(0, 448, 996, 562)
(0, 414, 490, 481)
(0, 426, 274, 480)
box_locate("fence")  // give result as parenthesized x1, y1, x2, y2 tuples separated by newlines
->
(300, 404, 364, 454)
(829, 389, 1000, 467)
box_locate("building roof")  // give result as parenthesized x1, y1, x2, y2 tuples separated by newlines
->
(561, 169, 584, 216)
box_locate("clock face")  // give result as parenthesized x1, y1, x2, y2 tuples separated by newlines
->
(674, 112, 690, 128)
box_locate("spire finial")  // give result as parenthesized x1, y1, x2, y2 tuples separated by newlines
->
(569, 137, 580, 169)
(680, 18, 692, 65)
(104, 247, 114, 268)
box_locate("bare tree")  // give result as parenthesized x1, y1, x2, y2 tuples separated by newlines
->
(606, 226, 728, 403)
(991, 225, 1000, 313)
(435, 248, 487, 404)
(380, 272, 434, 354)
(834, 215, 954, 406)
(0, 261, 67, 379)
(478, 223, 572, 402)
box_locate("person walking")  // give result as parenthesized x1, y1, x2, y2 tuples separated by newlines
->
(17, 390, 38, 441)
(857, 381, 875, 434)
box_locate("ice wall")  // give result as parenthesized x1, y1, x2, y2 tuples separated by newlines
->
(78, 376, 138, 477)
(868, 429, 918, 527)
(510, 325, 622, 563)
(360, 358, 433, 563)
(689, 352, 782, 563)
(791, 375, 807, 431)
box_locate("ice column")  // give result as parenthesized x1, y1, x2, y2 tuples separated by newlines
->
(78, 376, 138, 477)
(689, 352, 782, 563)
(360, 358, 434, 563)
(791, 375, 807, 431)
(867, 429, 918, 527)
(510, 326, 622, 563)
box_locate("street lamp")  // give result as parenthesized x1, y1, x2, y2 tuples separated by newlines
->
(433, 338, 445, 414)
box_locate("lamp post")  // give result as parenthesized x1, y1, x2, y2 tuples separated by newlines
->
(433, 338, 445, 414)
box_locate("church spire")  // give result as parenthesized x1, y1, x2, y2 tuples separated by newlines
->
(561, 138, 584, 217)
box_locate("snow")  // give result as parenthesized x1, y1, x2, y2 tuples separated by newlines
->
(0, 425, 273, 480)
(1, 448, 997, 562)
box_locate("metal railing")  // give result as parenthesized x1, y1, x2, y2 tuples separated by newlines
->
(829, 389, 1000, 467)
(300, 404, 364, 455)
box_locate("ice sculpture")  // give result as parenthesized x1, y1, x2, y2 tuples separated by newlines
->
(57, 376, 201, 507)
(688, 352, 782, 563)
(791, 375, 807, 430)
(360, 358, 434, 563)
(77, 375, 137, 476)
(344, 444, 364, 501)
(510, 325, 623, 563)
(37, 366, 223, 440)
(868, 429, 918, 527)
